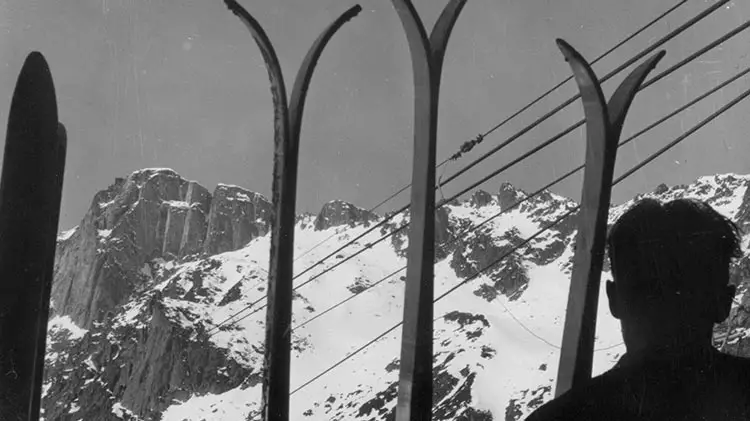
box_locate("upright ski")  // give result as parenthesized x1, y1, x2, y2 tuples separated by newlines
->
(389, 1, 466, 420)
(555, 40, 665, 397)
(222, 2, 361, 420)
(0, 52, 67, 421)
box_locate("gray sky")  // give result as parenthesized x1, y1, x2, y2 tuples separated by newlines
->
(0, 0, 748, 230)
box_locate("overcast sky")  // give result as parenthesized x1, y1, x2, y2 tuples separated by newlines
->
(0, 0, 748, 230)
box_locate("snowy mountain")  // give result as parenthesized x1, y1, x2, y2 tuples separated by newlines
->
(41, 168, 750, 421)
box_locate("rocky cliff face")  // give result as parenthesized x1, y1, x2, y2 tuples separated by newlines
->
(314, 200, 378, 231)
(203, 184, 273, 255)
(51, 168, 273, 329)
(42, 169, 750, 421)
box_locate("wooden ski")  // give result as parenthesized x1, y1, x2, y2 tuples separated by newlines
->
(222, 2, 361, 420)
(0, 52, 67, 421)
(390, 1, 466, 420)
(555, 39, 665, 397)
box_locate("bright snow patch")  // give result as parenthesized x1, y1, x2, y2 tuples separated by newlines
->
(57, 226, 78, 241)
(48, 315, 88, 340)
(161, 385, 259, 421)
(112, 402, 142, 420)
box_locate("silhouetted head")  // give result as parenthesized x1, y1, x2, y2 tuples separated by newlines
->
(605, 198, 742, 353)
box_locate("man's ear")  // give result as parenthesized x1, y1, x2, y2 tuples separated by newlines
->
(714, 284, 737, 322)
(606, 280, 621, 320)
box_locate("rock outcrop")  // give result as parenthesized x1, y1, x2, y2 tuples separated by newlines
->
(52, 169, 272, 328)
(42, 292, 258, 421)
(44, 169, 750, 421)
(470, 190, 495, 207)
(498, 182, 526, 211)
(179, 182, 212, 257)
(314, 200, 379, 231)
(203, 184, 273, 255)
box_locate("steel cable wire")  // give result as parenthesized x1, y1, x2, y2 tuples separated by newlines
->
(291, 0, 689, 267)
(206, 16, 749, 336)
(291, 60, 750, 335)
(286, 80, 750, 397)
(264, 0, 717, 291)
(284, 0, 735, 295)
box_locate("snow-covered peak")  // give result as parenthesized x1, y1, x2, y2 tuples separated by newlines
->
(45, 170, 750, 420)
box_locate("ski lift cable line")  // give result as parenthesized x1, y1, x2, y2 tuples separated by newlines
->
(207, 21, 748, 337)
(368, 0, 690, 211)
(439, 18, 750, 207)
(287, 0, 692, 266)
(292, 58, 750, 346)
(290, 61, 750, 334)
(205, 19, 749, 336)
(438, 0, 733, 190)
(289, 0, 734, 291)
(286, 82, 750, 398)
(293, 15, 745, 289)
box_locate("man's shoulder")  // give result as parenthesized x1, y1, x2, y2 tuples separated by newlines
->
(526, 351, 750, 421)
(718, 351, 750, 367)
(715, 351, 750, 381)
(525, 370, 625, 421)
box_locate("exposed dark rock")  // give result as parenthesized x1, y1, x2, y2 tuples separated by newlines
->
(218, 281, 243, 306)
(314, 200, 379, 231)
(653, 183, 669, 195)
(347, 276, 370, 294)
(203, 184, 273, 255)
(52, 169, 195, 328)
(42, 293, 257, 420)
(481, 345, 496, 359)
(433, 371, 478, 420)
(162, 204, 188, 259)
(381, 207, 456, 260)
(450, 227, 530, 301)
(385, 358, 399, 373)
(444, 311, 490, 329)
(470, 190, 495, 207)
(504, 385, 551, 421)
(356, 381, 398, 419)
(733, 179, 750, 232)
(457, 408, 494, 421)
(52, 169, 274, 329)
(179, 181, 212, 257)
(527, 238, 567, 266)
(498, 182, 526, 211)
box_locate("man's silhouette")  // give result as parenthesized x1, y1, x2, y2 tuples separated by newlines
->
(526, 198, 750, 421)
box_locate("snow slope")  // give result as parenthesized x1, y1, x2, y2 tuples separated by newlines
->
(43, 171, 750, 421)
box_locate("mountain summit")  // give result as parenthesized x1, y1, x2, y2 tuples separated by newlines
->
(42, 169, 750, 421)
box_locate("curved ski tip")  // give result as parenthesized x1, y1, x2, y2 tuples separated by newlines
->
(650, 50, 667, 66)
(223, 0, 242, 14)
(347, 4, 363, 16)
(10, 50, 58, 126)
(25, 51, 47, 64)
(338, 4, 363, 23)
(555, 38, 572, 50)
(22, 51, 51, 77)
(555, 38, 577, 63)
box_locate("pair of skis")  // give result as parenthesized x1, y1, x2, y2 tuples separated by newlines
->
(554, 42, 665, 396)
(0, 53, 67, 420)
(220, 1, 361, 421)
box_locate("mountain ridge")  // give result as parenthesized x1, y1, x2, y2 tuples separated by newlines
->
(41, 168, 750, 421)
